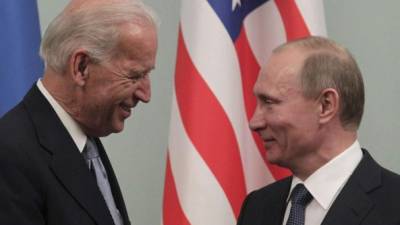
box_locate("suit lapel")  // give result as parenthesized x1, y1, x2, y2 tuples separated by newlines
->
(322, 150, 381, 225)
(23, 86, 115, 225)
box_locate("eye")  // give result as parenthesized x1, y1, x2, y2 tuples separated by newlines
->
(264, 98, 274, 104)
(258, 94, 280, 106)
(127, 71, 149, 82)
(260, 96, 273, 104)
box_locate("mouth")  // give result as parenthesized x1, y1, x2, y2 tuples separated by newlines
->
(119, 102, 135, 117)
(262, 137, 276, 147)
(120, 103, 132, 112)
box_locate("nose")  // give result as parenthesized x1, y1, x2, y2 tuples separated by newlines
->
(249, 105, 266, 131)
(134, 78, 151, 103)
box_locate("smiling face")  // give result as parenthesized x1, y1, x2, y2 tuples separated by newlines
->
(76, 23, 157, 137)
(249, 47, 322, 169)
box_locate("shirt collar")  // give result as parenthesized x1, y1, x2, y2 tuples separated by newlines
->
(289, 140, 363, 209)
(37, 79, 87, 152)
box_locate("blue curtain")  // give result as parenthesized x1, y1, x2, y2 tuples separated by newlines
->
(0, 1, 43, 116)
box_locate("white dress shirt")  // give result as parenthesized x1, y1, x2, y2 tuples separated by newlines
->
(37, 79, 87, 152)
(282, 141, 363, 225)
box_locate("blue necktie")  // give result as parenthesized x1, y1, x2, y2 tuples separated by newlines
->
(286, 184, 313, 225)
(83, 138, 123, 225)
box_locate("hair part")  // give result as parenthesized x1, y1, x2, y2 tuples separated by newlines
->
(40, 0, 158, 73)
(274, 36, 365, 130)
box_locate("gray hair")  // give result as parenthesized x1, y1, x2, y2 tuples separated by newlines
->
(274, 36, 365, 130)
(40, 0, 158, 73)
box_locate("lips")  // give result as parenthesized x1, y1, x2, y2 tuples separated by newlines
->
(263, 136, 275, 142)
(262, 137, 276, 147)
(120, 103, 132, 113)
(119, 102, 135, 118)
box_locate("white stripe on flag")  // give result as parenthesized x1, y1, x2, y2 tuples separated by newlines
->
(295, 0, 327, 35)
(244, 1, 286, 67)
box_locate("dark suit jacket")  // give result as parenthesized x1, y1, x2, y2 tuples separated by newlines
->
(237, 150, 400, 225)
(0, 86, 130, 225)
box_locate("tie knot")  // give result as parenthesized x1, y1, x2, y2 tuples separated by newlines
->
(83, 138, 99, 159)
(290, 184, 313, 206)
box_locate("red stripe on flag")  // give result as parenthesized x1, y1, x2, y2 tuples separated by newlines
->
(163, 153, 191, 225)
(234, 27, 260, 120)
(175, 28, 247, 218)
(275, 0, 310, 40)
(235, 27, 291, 181)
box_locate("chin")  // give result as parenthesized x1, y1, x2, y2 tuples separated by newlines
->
(267, 156, 287, 168)
(267, 158, 281, 166)
(94, 125, 124, 137)
(111, 122, 125, 134)
(265, 149, 283, 165)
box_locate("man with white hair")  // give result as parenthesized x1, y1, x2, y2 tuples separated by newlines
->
(0, 1, 158, 224)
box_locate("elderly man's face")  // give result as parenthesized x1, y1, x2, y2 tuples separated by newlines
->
(249, 47, 321, 169)
(78, 24, 157, 137)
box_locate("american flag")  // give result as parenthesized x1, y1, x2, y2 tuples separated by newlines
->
(163, 0, 326, 224)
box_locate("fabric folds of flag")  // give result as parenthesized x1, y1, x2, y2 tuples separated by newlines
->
(0, 1, 43, 116)
(163, 0, 326, 224)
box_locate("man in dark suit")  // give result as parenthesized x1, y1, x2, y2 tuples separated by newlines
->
(237, 36, 400, 225)
(0, 0, 157, 224)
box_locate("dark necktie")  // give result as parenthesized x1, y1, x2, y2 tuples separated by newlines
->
(83, 138, 123, 225)
(285, 184, 313, 225)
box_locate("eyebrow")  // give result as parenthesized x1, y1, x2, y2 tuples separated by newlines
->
(128, 66, 154, 75)
(134, 66, 155, 74)
(255, 91, 281, 102)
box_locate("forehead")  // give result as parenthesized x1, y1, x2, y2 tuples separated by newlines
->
(115, 23, 157, 68)
(254, 47, 308, 96)
(119, 23, 157, 54)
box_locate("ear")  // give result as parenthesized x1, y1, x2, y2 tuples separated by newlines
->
(70, 49, 90, 86)
(318, 88, 340, 125)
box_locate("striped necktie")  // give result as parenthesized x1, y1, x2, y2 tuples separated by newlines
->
(83, 138, 123, 225)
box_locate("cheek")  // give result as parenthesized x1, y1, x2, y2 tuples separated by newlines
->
(113, 82, 136, 99)
(270, 113, 299, 146)
(102, 85, 130, 105)
(267, 113, 289, 135)
(86, 92, 118, 120)
(292, 109, 319, 135)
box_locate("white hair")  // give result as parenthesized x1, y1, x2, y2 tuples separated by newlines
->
(40, 0, 158, 73)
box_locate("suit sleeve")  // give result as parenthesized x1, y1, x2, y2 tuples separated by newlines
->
(0, 144, 45, 225)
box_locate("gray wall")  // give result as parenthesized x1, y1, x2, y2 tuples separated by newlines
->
(37, 1, 400, 224)
(324, 1, 400, 170)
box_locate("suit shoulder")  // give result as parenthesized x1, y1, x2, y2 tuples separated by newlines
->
(379, 166, 400, 188)
(0, 102, 31, 133)
(362, 150, 400, 186)
(0, 102, 38, 157)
